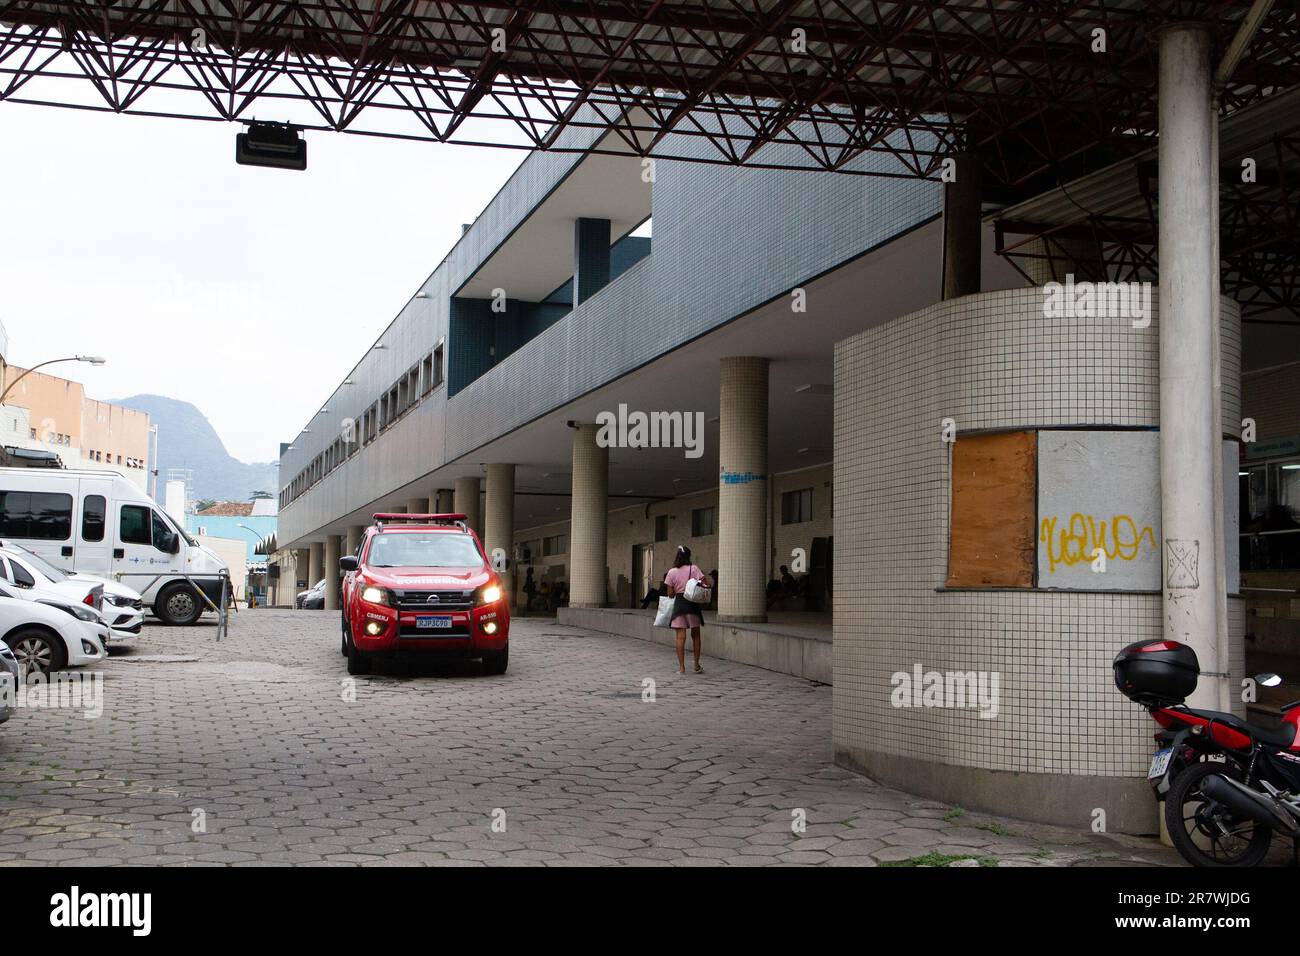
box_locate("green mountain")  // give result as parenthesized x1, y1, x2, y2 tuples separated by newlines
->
(111, 394, 278, 503)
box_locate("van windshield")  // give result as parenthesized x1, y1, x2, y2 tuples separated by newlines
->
(11, 546, 67, 582)
(367, 533, 482, 568)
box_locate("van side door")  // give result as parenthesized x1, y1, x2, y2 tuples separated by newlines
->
(76, 477, 114, 577)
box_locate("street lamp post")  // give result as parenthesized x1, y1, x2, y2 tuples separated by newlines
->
(0, 355, 106, 406)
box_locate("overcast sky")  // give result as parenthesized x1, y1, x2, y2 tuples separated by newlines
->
(0, 104, 523, 465)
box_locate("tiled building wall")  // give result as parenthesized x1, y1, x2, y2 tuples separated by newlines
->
(833, 288, 1243, 828)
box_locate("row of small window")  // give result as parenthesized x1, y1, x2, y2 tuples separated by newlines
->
(23, 427, 145, 470)
(281, 345, 446, 509)
(34, 429, 72, 446)
(0, 490, 172, 551)
(87, 449, 145, 469)
(645, 490, 813, 543)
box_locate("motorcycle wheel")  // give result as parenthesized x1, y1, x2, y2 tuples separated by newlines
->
(1165, 761, 1272, 867)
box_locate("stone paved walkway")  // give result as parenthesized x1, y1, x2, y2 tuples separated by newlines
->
(0, 610, 1180, 866)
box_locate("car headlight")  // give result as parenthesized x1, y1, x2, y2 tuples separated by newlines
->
(40, 600, 98, 622)
(361, 586, 389, 606)
(477, 584, 502, 605)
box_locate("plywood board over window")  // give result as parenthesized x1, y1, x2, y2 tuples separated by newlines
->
(947, 430, 1036, 588)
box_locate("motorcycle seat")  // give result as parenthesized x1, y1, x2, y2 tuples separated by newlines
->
(1183, 708, 1297, 749)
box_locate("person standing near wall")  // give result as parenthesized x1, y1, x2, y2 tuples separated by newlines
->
(663, 546, 712, 674)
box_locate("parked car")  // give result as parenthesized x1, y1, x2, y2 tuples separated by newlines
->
(0, 639, 17, 724)
(0, 544, 139, 646)
(0, 467, 229, 625)
(297, 579, 325, 609)
(0, 585, 107, 677)
(0, 542, 144, 640)
(339, 513, 509, 676)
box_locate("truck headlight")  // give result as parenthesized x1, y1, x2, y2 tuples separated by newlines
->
(361, 586, 389, 606)
(477, 584, 502, 606)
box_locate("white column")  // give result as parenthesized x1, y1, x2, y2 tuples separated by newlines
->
(307, 542, 323, 592)
(718, 357, 769, 623)
(455, 477, 481, 534)
(345, 525, 364, 557)
(485, 464, 515, 604)
(324, 536, 341, 610)
(1158, 24, 1222, 708)
(569, 424, 608, 607)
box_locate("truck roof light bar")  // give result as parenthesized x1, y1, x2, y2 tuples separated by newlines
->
(372, 513, 469, 532)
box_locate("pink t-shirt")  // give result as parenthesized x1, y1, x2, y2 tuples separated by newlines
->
(664, 565, 704, 595)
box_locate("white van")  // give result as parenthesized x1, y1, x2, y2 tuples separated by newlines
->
(0, 468, 228, 625)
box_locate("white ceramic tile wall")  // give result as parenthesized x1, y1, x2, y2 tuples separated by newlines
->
(833, 287, 1244, 779)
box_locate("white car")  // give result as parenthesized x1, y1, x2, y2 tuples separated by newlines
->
(0, 545, 144, 641)
(0, 585, 107, 677)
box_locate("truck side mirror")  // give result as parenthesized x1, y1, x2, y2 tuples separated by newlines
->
(340, 555, 358, 572)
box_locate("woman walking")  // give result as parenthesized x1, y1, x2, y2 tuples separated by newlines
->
(662, 546, 712, 674)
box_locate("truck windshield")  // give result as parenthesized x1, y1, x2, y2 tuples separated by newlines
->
(367, 533, 482, 568)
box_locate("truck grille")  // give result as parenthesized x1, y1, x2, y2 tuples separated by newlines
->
(393, 589, 475, 611)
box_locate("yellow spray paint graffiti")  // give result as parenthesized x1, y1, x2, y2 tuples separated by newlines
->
(1039, 513, 1157, 573)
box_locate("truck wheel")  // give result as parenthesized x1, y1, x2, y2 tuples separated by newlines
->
(7, 627, 66, 678)
(482, 648, 508, 676)
(346, 635, 371, 675)
(155, 582, 203, 626)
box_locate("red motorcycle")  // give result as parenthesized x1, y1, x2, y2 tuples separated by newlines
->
(1114, 639, 1300, 867)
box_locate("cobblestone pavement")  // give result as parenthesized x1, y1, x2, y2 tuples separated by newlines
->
(0, 610, 1181, 867)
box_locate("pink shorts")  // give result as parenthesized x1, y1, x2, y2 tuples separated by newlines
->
(671, 613, 703, 630)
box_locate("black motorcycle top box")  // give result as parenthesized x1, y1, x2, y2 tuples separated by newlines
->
(1113, 639, 1200, 704)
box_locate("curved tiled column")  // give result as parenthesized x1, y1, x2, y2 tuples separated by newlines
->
(833, 286, 1242, 833)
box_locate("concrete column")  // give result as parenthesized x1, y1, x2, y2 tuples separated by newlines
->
(345, 525, 364, 557)
(569, 424, 609, 608)
(942, 152, 981, 300)
(485, 464, 515, 604)
(455, 477, 481, 535)
(1158, 24, 1222, 709)
(435, 488, 455, 513)
(307, 541, 323, 593)
(294, 548, 310, 590)
(406, 497, 430, 515)
(574, 217, 611, 308)
(718, 357, 769, 623)
(323, 536, 341, 610)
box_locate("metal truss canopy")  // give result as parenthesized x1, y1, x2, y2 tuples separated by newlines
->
(0, 1, 1296, 186)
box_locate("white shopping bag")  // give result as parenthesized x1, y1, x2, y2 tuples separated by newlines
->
(654, 595, 675, 627)
(684, 577, 712, 605)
